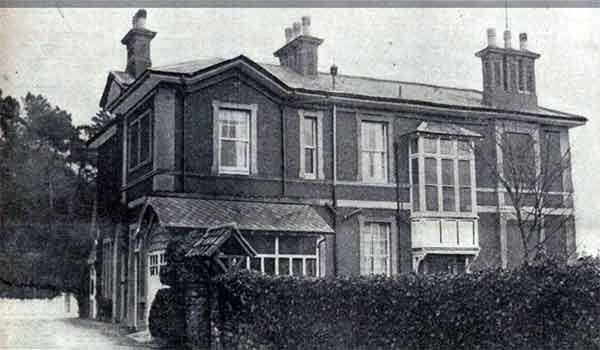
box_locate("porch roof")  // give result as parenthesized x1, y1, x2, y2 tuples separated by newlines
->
(142, 196, 334, 234)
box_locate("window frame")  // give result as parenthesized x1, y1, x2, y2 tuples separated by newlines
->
(299, 110, 324, 180)
(357, 115, 394, 184)
(409, 135, 477, 217)
(212, 101, 258, 176)
(127, 110, 153, 172)
(358, 217, 396, 276)
(244, 235, 320, 277)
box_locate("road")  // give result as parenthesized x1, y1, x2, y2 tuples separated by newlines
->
(0, 297, 152, 350)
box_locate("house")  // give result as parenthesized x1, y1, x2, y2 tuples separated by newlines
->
(87, 9, 586, 329)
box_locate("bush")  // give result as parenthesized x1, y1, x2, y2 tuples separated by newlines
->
(213, 258, 600, 350)
(149, 287, 186, 344)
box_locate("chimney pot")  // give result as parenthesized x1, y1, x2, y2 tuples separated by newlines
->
(503, 29, 512, 49)
(132, 9, 147, 29)
(486, 28, 497, 47)
(285, 27, 293, 42)
(292, 22, 302, 38)
(302, 16, 311, 36)
(330, 64, 338, 76)
(519, 32, 528, 51)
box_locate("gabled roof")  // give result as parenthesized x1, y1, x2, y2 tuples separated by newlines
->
(185, 223, 256, 258)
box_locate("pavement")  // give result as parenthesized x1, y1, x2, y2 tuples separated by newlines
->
(0, 297, 170, 349)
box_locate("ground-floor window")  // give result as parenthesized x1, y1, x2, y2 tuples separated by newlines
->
(421, 254, 467, 274)
(244, 234, 319, 277)
(360, 222, 391, 276)
(148, 251, 167, 277)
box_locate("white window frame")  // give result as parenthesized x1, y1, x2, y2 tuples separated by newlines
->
(212, 101, 258, 176)
(409, 135, 477, 217)
(245, 236, 320, 277)
(299, 110, 324, 180)
(359, 221, 392, 276)
(148, 250, 166, 277)
(358, 117, 392, 184)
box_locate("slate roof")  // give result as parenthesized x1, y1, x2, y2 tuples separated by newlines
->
(111, 71, 136, 87)
(410, 121, 483, 138)
(149, 57, 578, 119)
(185, 223, 257, 258)
(143, 196, 334, 234)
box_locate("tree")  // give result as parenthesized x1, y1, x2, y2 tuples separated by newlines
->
(472, 121, 574, 266)
(0, 91, 96, 315)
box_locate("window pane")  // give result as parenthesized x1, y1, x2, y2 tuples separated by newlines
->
(279, 258, 290, 276)
(410, 138, 419, 154)
(458, 160, 471, 186)
(425, 158, 437, 184)
(460, 188, 472, 212)
(264, 258, 275, 275)
(129, 122, 139, 167)
(440, 139, 454, 155)
(304, 117, 316, 147)
(411, 158, 419, 184)
(362, 122, 385, 151)
(426, 185, 438, 211)
(441, 159, 454, 185)
(412, 186, 420, 211)
(221, 140, 237, 167)
(292, 258, 303, 276)
(246, 235, 275, 254)
(250, 258, 261, 272)
(458, 140, 471, 156)
(424, 137, 437, 153)
(279, 236, 317, 255)
(443, 187, 455, 212)
(236, 142, 248, 168)
(140, 115, 151, 162)
(305, 148, 315, 174)
(306, 258, 317, 277)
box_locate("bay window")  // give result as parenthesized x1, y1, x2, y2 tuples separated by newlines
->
(410, 135, 476, 215)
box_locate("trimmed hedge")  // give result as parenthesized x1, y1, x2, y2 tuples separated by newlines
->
(214, 258, 600, 350)
(149, 288, 186, 344)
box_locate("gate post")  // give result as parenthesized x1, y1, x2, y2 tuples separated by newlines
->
(185, 282, 210, 349)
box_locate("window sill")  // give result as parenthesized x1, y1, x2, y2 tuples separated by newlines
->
(218, 168, 250, 176)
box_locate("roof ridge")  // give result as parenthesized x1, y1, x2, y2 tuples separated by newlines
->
(152, 57, 226, 70)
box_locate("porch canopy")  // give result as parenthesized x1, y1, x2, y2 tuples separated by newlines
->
(136, 196, 334, 235)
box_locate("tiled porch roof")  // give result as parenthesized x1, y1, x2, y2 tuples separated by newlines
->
(143, 196, 334, 234)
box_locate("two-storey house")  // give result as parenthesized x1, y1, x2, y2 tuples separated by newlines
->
(87, 10, 587, 329)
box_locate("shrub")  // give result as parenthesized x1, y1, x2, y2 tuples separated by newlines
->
(213, 258, 600, 350)
(149, 287, 186, 344)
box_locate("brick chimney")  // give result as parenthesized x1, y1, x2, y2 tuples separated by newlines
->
(475, 28, 540, 110)
(121, 9, 156, 78)
(274, 16, 323, 76)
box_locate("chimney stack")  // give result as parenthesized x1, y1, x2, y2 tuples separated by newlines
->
(519, 32, 528, 51)
(330, 64, 338, 90)
(503, 29, 512, 49)
(302, 16, 311, 36)
(487, 28, 497, 47)
(121, 9, 156, 78)
(274, 16, 323, 76)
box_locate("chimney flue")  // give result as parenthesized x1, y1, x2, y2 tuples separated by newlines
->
(302, 16, 311, 36)
(487, 28, 497, 47)
(292, 22, 301, 38)
(285, 27, 293, 42)
(503, 29, 512, 49)
(519, 32, 528, 51)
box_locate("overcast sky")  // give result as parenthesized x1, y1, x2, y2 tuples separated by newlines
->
(1, 7, 598, 254)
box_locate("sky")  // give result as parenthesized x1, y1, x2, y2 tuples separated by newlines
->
(1, 7, 599, 254)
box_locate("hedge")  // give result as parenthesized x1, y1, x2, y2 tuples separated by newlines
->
(214, 258, 600, 350)
(149, 287, 186, 344)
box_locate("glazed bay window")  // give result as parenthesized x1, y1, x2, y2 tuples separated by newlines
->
(410, 133, 476, 214)
(360, 222, 390, 275)
(128, 111, 152, 170)
(245, 235, 319, 277)
(212, 101, 258, 175)
(361, 121, 388, 182)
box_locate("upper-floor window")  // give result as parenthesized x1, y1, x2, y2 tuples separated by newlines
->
(361, 121, 388, 183)
(299, 110, 324, 179)
(128, 111, 152, 170)
(410, 136, 475, 214)
(360, 222, 390, 276)
(219, 108, 250, 174)
(212, 101, 258, 176)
